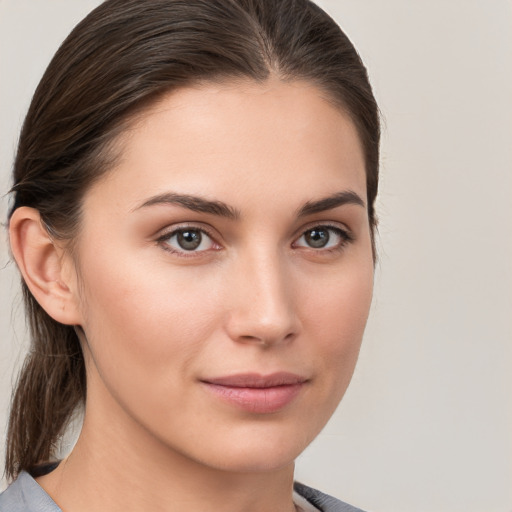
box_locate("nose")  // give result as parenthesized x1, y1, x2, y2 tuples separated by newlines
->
(224, 249, 300, 347)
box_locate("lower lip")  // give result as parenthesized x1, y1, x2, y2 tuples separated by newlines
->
(202, 382, 304, 414)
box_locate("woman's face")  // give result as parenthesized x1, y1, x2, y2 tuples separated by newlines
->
(71, 79, 374, 473)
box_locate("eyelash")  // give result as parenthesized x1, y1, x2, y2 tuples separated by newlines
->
(155, 223, 354, 257)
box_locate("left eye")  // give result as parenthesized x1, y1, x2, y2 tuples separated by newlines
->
(294, 226, 349, 250)
(159, 228, 216, 253)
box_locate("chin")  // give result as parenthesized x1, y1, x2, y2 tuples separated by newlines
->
(197, 443, 301, 474)
(177, 423, 317, 475)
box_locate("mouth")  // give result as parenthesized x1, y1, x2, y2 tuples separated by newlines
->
(200, 372, 308, 414)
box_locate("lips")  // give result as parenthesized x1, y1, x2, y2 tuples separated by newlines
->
(200, 372, 307, 414)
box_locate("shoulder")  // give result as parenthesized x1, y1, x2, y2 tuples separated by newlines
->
(0, 471, 62, 512)
(1, 473, 366, 512)
(294, 481, 368, 512)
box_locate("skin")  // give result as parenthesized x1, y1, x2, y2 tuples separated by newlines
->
(11, 79, 374, 512)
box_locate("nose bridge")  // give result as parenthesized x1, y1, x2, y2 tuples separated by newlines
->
(226, 245, 298, 345)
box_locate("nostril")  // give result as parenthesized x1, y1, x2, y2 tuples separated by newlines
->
(239, 335, 262, 342)
(236, 331, 296, 347)
(238, 335, 272, 346)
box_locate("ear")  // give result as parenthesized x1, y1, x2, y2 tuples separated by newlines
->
(9, 207, 82, 326)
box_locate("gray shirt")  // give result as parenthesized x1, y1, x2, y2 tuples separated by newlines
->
(0, 470, 366, 512)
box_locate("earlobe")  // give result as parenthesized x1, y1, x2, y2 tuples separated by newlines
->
(9, 207, 82, 326)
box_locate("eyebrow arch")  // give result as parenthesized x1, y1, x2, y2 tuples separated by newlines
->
(134, 192, 240, 219)
(297, 190, 366, 217)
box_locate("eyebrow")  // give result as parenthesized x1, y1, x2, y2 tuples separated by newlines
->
(135, 192, 240, 219)
(135, 189, 365, 220)
(297, 190, 366, 217)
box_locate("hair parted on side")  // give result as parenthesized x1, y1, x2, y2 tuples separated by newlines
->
(6, 0, 380, 480)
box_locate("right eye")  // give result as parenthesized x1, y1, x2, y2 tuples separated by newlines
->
(157, 227, 219, 255)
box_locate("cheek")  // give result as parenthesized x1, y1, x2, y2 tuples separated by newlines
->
(75, 252, 229, 444)
(301, 259, 373, 392)
(75, 247, 222, 391)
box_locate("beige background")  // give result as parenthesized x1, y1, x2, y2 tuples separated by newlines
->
(1, 1, 511, 511)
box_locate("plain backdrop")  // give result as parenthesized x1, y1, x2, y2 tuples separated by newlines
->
(1, 1, 511, 511)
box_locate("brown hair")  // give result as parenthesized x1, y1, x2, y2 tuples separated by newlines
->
(5, 0, 380, 480)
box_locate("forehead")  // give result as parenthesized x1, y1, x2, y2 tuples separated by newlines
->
(85, 79, 367, 213)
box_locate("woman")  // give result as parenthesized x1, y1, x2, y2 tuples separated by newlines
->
(1, 0, 380, 510)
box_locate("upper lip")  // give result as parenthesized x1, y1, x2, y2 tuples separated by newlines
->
(202, 372, 307, 388)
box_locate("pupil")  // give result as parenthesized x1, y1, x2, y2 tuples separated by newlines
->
(306, 228, 329, 248)
(177, 230, 202, 250)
